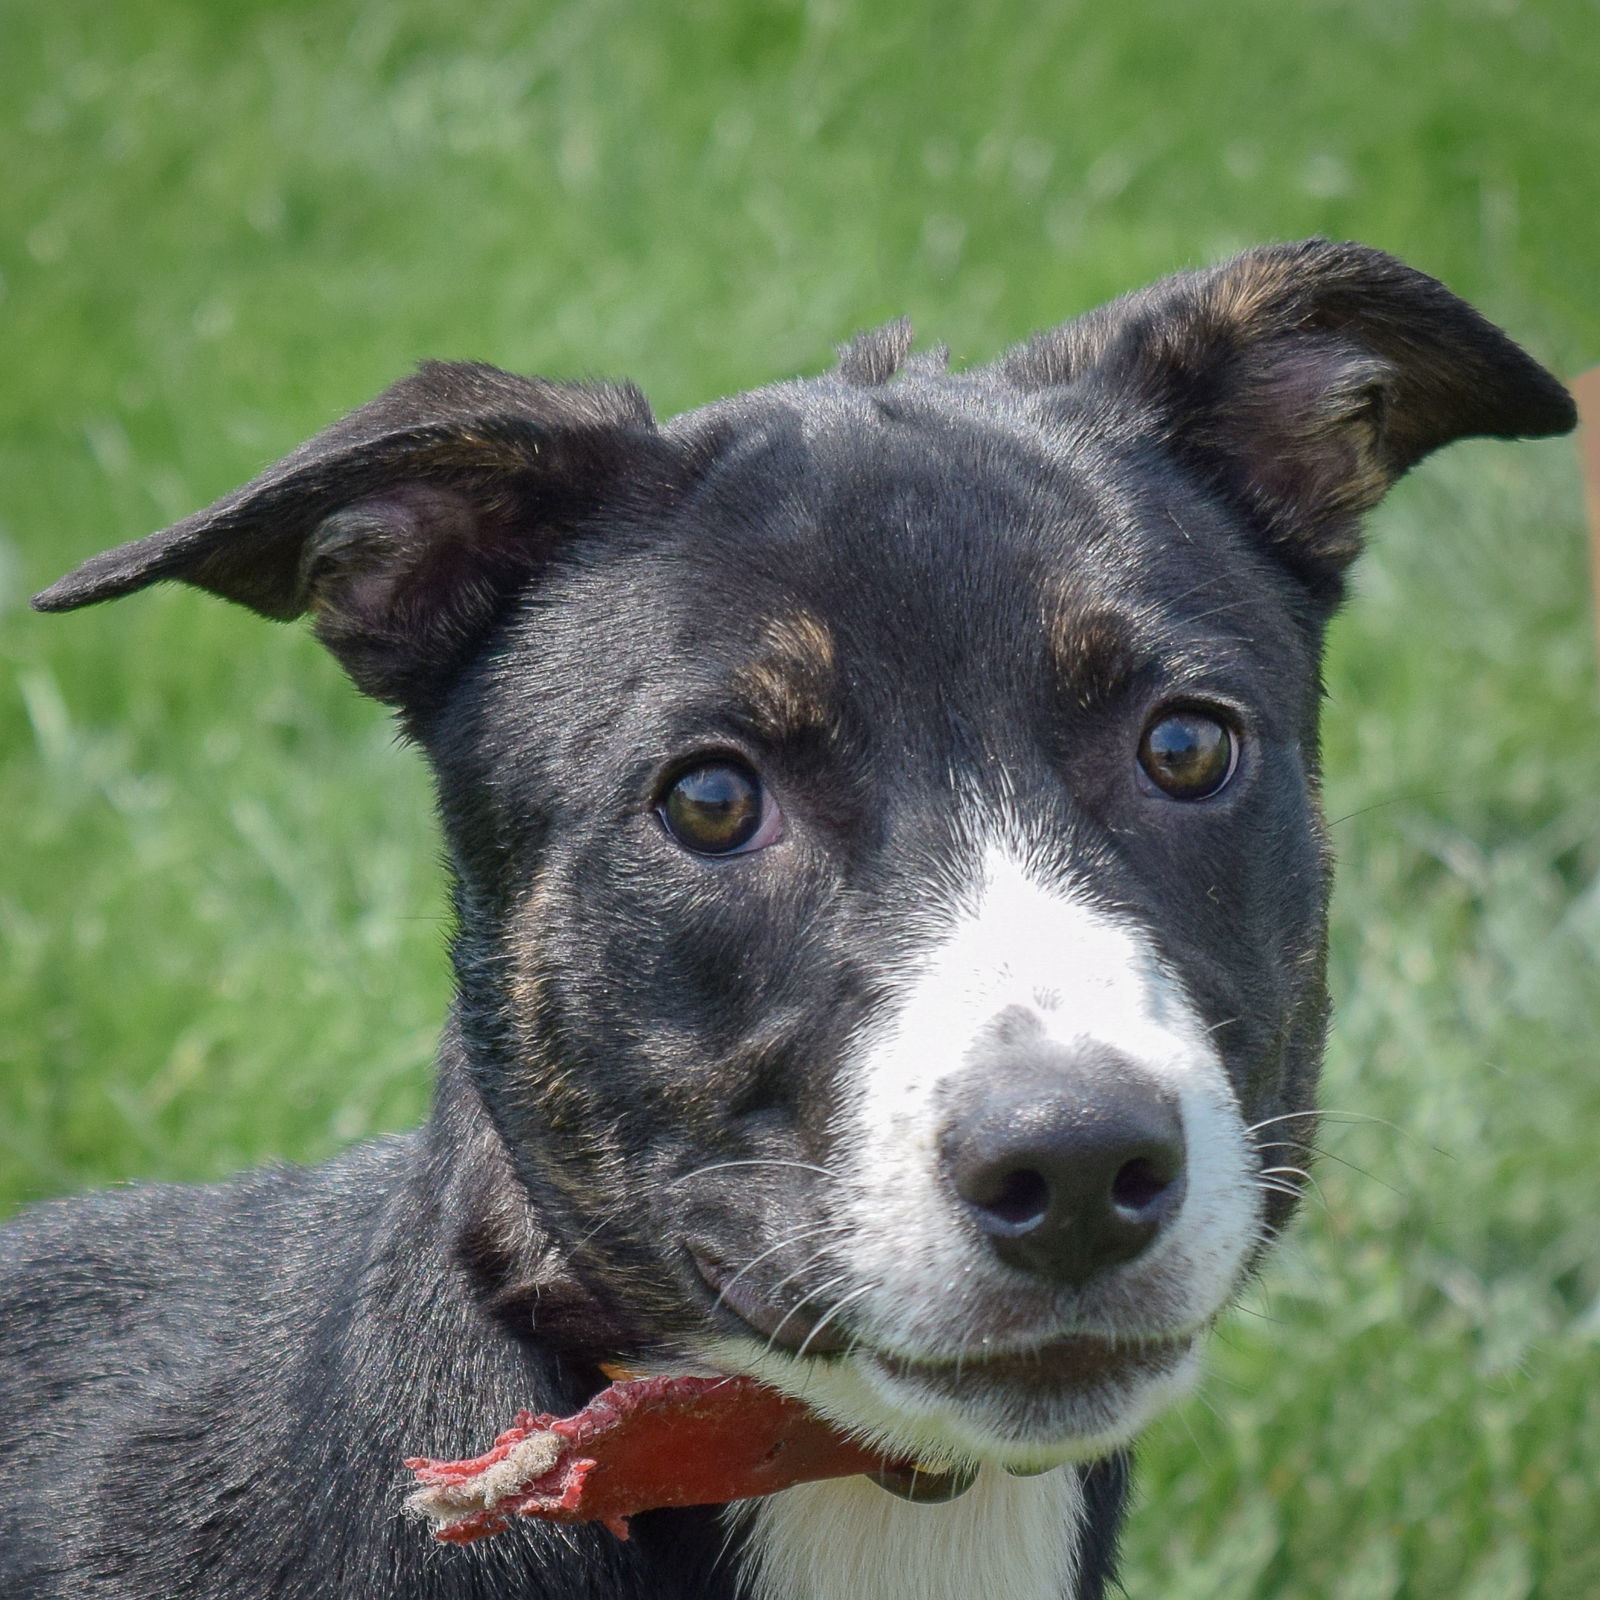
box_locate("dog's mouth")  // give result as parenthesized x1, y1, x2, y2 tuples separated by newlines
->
(688, 1244, 1194, 1436)
(864, 1333, 1191, 1404)
(690, 1245, 852, 1356)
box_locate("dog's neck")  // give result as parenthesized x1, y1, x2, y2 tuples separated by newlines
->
(422, 1024, 632, 1359)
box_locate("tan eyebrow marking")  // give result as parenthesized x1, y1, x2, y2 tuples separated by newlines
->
(733, 612, 838, 741)
(1041, 577, 1139, 712)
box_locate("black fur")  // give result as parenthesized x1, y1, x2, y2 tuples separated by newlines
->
(8, 241, 1573, 1598)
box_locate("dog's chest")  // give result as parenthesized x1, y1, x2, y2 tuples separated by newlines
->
(731, 1467, 1084, 1600)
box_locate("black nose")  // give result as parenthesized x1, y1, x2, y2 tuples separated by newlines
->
(942, 1043, 1186, 1286)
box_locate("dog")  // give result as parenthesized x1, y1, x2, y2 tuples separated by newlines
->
(3, 239, 1573, 1600)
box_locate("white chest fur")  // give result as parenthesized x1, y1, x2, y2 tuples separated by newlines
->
(732, 1466, 1084, 1600)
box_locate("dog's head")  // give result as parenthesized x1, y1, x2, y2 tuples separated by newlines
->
(39, 241, 1573, 1468)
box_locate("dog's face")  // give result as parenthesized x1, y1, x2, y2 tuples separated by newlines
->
(38, 241, 1574, 1468)
(442, 374, 1328, 1464)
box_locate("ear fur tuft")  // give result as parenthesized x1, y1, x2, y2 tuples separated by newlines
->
(996, 239, 1575, 599)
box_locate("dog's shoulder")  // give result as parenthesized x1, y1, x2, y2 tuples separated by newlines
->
(0, 1139, 406, 1440)
(0, 1136, 740, 1600)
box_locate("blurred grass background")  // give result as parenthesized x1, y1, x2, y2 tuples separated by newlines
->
(3, 0, 1598, 1594)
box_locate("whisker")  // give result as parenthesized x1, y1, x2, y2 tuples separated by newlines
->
(760, 1240, 849, 1302)
(712, 1225, 838, 1304)
(1242, 1111, 1323, 1135)
(1244, 1108, 1421, 1142)
(793, 1282, 879, 1362)
(1259, 1163, 1328, 1202)
(1176, 1392, 1219, 1469)
(671, 1158, 842, 1188)
(1182, 599, 1259, 627)
(1254, 1178, 1310, 1204)
(1252, 1174, 1330, 1215)
(1326, 789, 1447, 829)
(1228, 1298, 1288, 1328)
(1254, 1137, 1401, 1193)
(758, 1270, 861, 1358)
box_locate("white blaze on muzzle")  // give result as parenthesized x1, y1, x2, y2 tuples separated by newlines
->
(837, 846, 1262, 1352)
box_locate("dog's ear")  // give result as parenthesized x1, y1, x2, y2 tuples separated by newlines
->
(33, 362, 659, 711)
(998, 239, 1576, 601)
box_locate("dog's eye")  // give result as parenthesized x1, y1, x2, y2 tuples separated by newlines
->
(659, 762, 782, 855)
(1137, 711, 1236, 800)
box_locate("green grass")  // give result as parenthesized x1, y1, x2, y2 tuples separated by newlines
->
(3, 2, 1598, 1594)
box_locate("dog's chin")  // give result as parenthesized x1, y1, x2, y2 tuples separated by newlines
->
(696, 1330, 1201, 1470)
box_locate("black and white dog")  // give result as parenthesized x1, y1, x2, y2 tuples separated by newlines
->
(4, 240, 1573, 1599)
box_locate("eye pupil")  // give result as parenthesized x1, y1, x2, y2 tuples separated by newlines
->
(661, 763, 764, 854)
(1138, 712, 1235, 799)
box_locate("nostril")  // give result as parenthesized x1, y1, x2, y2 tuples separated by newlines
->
(1110, 1155, 1176, 1216)
(941, 1044, 1188, 1284)
(968, 1167, 1050, 1234)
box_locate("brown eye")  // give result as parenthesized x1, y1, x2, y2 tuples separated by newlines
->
(659, 762, 779, 855)
(1137, 711, 1236, 800)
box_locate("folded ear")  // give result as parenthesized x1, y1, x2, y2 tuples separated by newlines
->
(33, 362, 659, 711)
(997, 239, 1576, 602)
